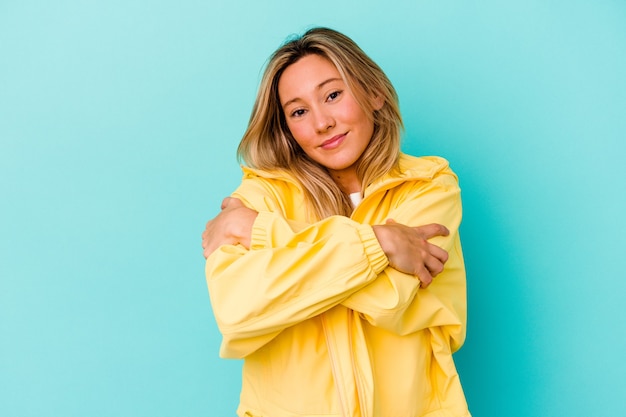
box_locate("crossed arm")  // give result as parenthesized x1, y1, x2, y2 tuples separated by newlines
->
(202, 196, 450, 287)
(202, 174, 465, 357)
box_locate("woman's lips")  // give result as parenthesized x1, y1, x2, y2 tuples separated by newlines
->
(321, 133, 347, 150)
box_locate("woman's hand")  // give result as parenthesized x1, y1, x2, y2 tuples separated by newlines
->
(202, 197, 258, 259)
(372, 219, 449, 288)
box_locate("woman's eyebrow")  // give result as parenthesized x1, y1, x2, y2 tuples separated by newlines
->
(282, 78, 343, 108)
(317, 77, 342, 90)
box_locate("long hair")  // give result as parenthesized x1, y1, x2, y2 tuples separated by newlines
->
(237, 27, 403, 220)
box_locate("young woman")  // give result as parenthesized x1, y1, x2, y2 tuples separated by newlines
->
(202, 27, 470, 417)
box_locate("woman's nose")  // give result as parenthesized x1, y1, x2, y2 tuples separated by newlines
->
(314, 110, 335, 133)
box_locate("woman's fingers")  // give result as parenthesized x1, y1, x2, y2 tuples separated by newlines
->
(221, 197, 244, 210)
(428, 242, 449, 265)
(201, 197, 258, 259)
(413, 223, 449, 240)
(415, 266, 434, 288)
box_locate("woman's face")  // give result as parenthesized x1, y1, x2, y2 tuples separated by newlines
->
(278, 54, 376, 192)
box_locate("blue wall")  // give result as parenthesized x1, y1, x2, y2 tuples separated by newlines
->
(1, 1, 624, 416)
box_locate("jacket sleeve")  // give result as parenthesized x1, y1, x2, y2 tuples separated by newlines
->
(341, 170, 467, 350)
(205, 180, 389, 359)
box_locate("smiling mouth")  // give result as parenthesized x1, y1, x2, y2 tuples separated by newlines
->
(321, 133, 347, 149)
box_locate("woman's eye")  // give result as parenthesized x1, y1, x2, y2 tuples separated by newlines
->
(291, 109, 306, 117)
(327, 90, 342, 101)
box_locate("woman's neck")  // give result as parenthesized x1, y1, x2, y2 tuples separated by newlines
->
(329, 168, 361, 194)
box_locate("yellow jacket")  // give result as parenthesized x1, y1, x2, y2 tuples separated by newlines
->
(206, 154, 470, 417)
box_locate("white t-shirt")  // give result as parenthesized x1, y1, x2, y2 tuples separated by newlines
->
(349, 192, 363, 207)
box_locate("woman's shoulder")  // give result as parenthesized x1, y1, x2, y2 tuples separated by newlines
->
(240, 165, 299, 186)
(397, 153, 457, 181)
(235, 165, 303, 206)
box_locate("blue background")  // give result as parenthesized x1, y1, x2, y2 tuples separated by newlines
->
(1, 1, 625, 416)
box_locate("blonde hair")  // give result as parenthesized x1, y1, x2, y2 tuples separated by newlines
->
(237, 27, 403, 220)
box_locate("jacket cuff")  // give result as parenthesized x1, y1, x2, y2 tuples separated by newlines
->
(358, 224, 389, 275)
(250, 210, 273, 250)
